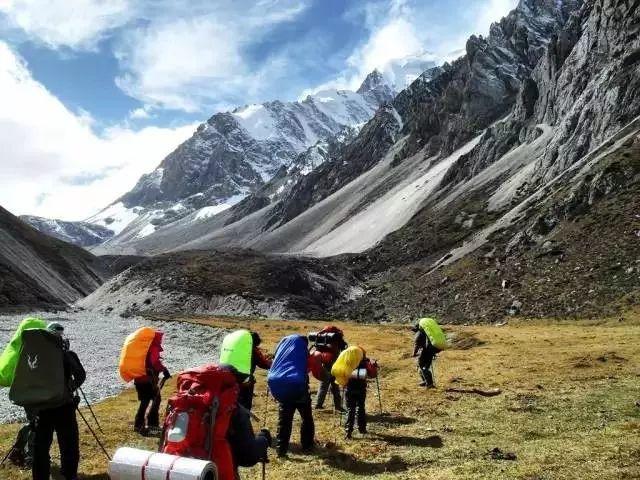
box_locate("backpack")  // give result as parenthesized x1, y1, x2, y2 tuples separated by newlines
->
(9, 329, 68, 411)
(331, 346, 364, 387)
(160, 364, 238, 480)
(267, 335, 309, 403)
(218, 330, 253, 376)
(119, 327, 156, 383)
(418, 318, 447, 350)
(308, 326, 344, 352)
(7, 422, 35, 468)
(0, 318, 47, 387)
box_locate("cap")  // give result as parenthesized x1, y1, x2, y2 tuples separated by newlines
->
(47, 322, 64, 334)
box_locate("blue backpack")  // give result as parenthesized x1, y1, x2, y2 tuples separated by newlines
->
(267, 335, 309, 403)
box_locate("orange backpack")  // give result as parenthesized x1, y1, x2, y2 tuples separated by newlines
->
(119, 327, 156, 382)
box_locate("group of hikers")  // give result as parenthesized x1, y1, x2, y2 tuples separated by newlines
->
(0, 316, 446, 480)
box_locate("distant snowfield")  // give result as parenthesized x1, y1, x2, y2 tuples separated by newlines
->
(0, 313, 226, 424)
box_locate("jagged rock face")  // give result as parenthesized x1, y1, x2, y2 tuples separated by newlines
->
(20, 215, 114, 247)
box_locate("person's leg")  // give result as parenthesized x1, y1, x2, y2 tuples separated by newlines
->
(275, 403, 295, 457)
(238, 382, 255, 411)
(147, 389, 161, 428)
(32, 410, 55, 480)
(418, 353, 433, 386)
(357, 390, 367, 434)
(315, 379, 329, 409)
(330, 382, 344, 411)
(55, 404, 80, 480)
(297, 397, 315, 452)
(134, 382, 152, 431)
(344, 388, 357, 438)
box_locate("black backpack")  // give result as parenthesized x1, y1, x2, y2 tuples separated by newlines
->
(7, 422, 35, 468)
(9, 329, 69, 411)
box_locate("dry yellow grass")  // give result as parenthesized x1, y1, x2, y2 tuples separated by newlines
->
(1, 313, 640, 480)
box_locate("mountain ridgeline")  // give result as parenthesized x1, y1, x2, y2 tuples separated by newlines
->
(16, 0, 639, 322)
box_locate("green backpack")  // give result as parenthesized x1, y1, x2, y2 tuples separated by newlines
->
(219, 329, 253, 376)
(418, 317, 448, 350)
(0, 317, 47, 387)
(9, 329, 68, 411)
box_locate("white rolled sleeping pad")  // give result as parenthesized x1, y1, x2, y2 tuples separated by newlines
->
(350, 368, 368, 380)
(108, 447, 217, 480)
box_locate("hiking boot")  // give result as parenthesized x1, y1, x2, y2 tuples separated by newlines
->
(301, 444, 315, 454)
(345, 431, 352, 440)
(147, 426, 163, 437)
(426, 383, 436, 389)
(418, 381, 427, 387)
(358, 428, 367, 435)
(277, 451, 288, 459)
(335, 406, 346, 413)
(314, 405, 324, 410)
(135, 426, 149, 436)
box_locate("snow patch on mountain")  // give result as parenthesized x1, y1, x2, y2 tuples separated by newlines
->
(87, 202, 140, 235)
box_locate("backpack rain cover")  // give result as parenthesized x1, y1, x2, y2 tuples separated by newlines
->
(9, 329, 67, 411)
(218, 329, 253, 376)
(331, 346, 364, 387)
(418, 317, 447, 350)
(119, 326, 156, 382)
(267, 335, 308, 403)
(0, 317, 47, 387)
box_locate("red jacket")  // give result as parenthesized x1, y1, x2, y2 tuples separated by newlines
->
(138, 331, 166, 382)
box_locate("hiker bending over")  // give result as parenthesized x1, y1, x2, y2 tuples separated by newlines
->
(344, 356, 378, 439)
(134, 331, 170, 434)
(412, 318, 446, 388)
(239, 332, 272, 411)
(310, 326, 347, 411)
(32, 322, 86, 480)
(267, 335, 315, 458)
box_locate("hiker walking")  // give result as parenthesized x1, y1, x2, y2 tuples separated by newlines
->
(309, 326, 347, 411)
(412, 317, 447, 387)
(344, 354, 378, 439)
(135, 330, 170, 434)
(4, 320, 86, 480)
(240, 332, 272, 411)
(267, 335, 315, 458)
(120, 328, 171, 435)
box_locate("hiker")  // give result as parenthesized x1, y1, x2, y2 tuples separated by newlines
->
(344, 354, 378, 439)
(219, 329, 272, 411)
(239, 331, 272, 411)
(267, 335, 315, 458)
(26, 322, 86, 480)
(134, 330, 171, 435)
(228, 403, 271, 474)
(309, 326, 347, 411)
(412, 317, 447, 387)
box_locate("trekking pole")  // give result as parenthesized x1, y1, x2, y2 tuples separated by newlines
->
(78, 387, 104, 434)
(375, 375, 383, 415)
(262, 384, 269, 428)
(262, 460, 266, 480)
(0, 445, 15, 468)
(76, 405, 111, 461)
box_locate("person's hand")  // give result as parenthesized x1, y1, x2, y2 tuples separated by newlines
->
(260, 428, 273, 447)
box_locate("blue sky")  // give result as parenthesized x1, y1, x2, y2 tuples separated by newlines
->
(0, 0, 517, 220)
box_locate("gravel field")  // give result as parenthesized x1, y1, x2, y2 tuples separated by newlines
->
(0, 312, 227, 423)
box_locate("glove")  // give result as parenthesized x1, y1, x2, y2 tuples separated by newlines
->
(259, 428, 272, 448)
(162, 368, 171, 379)
(73, 394, 81, 407)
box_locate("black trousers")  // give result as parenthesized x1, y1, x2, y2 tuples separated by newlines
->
(418, 346, 438, 386)
(32, 403, 79, 480)
(238, 380, 255, 411)
(275, 395, 314, 455)
(344, 383, 367, 435)
(135, 380, 160, 429)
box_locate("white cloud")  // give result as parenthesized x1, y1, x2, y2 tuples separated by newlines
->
(0, 41, 195, 220)
(114, 0, 309, 112)
(0, 0, 133, 50)
(129, 106, 152, 120)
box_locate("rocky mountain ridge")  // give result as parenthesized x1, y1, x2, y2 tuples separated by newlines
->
(20, 215, 114, 247)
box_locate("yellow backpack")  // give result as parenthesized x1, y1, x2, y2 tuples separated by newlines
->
(331, 346, 364, 387)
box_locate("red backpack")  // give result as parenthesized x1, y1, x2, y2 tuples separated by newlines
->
(160, 364, 238, 480)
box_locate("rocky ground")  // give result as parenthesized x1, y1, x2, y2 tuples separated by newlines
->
(0, 312, 226, 423)
(78, 249, 361, 319)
